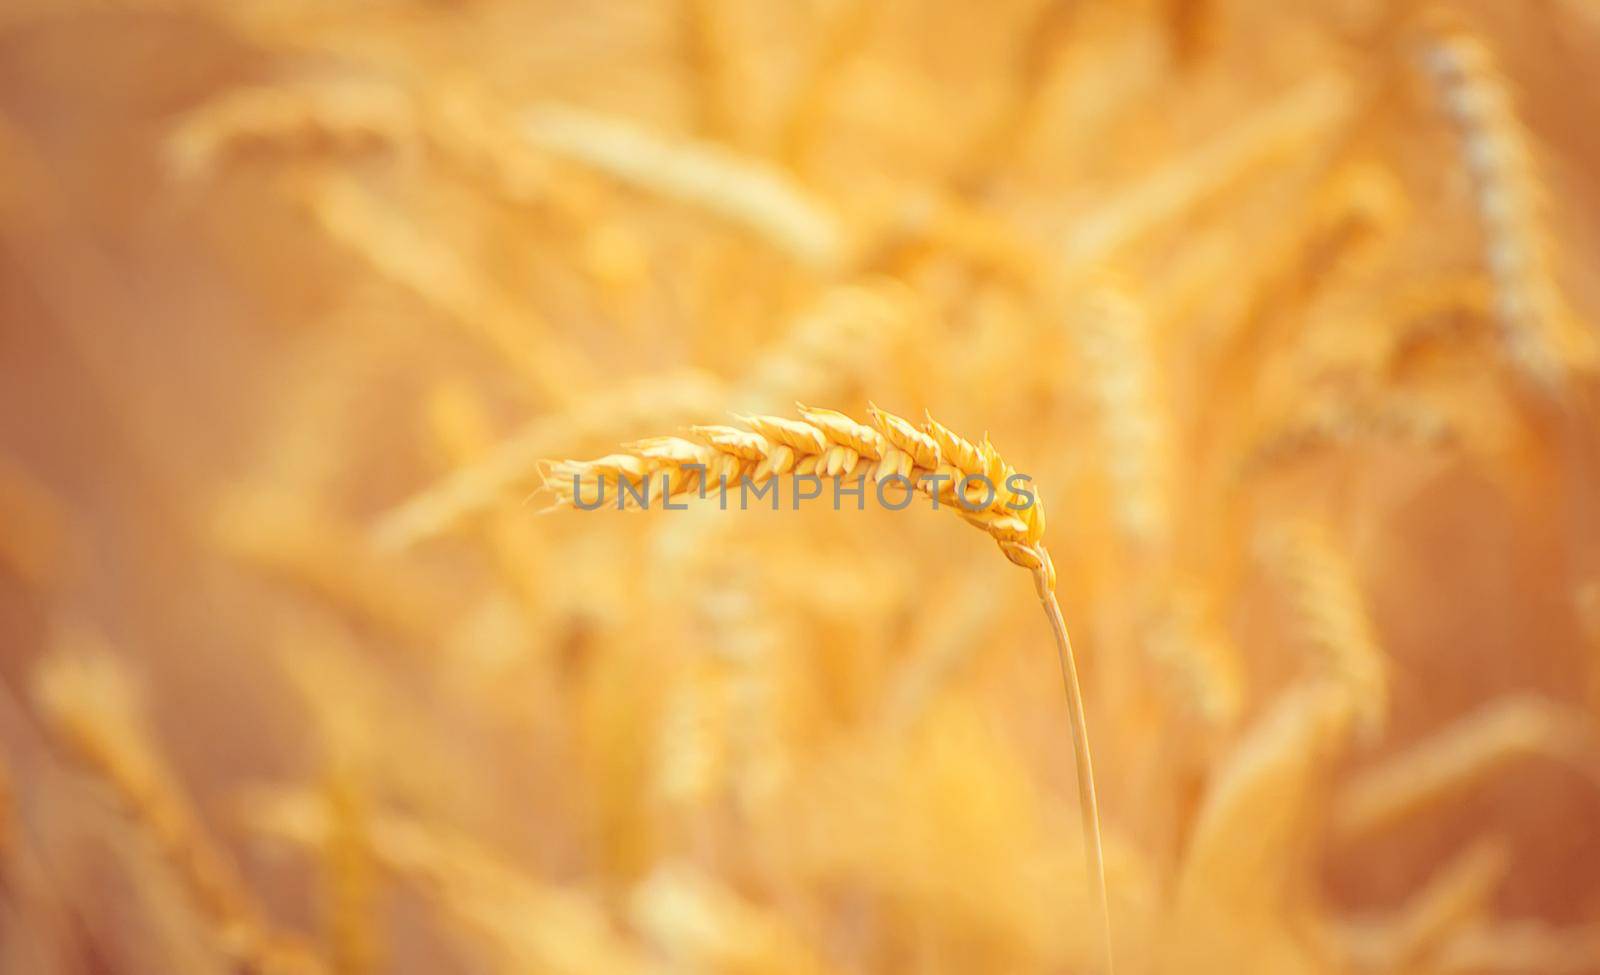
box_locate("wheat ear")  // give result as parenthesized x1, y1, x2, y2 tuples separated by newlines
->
(1419, 21, 1599, 390)
(541, 403, 1113, 973)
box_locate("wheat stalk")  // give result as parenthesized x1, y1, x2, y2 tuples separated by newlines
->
(540, 402, 1113, 973)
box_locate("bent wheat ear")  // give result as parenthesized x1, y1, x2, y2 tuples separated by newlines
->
(541, 403, 1112, 973)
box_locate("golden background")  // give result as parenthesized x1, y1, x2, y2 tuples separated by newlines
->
(0, 1, 1598, 972)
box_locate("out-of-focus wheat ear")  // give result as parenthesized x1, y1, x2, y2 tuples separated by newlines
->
(521, 104, 849, 270)
(1164, 680, 1357, 973)
(296, 172, 592, 404)
(957, 0, 1078, 187)
(1237, 392, 1459, 479)
(33, 628, 328, 974)
(1060, 74, 1353, 271)
(1333, 695, 1600, 839)
(278, 632, 384, 975)
(245, 789, 656, 975)
(1069, 283, 1173, 554)
(1259, 522, 1390, 741)
(1143, 585, 1247, 730)
(1337, 835, 1510, 971)
(630, 862, 831, 975)
(373, 371, 723, 551)
(1434, 920, 1600, 973)
(734, 279, 917, 411)
(164, 82, 417, 180)
(778, 0, 875, 173)
(1419, 19, 1600, 392)
(210, 491, 446, 647)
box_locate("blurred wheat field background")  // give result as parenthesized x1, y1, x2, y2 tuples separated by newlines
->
(2, 0, 1600, 972)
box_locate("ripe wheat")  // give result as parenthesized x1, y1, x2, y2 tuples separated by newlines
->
(541, 402, 1114, 972)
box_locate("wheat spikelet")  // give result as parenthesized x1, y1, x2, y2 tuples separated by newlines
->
(1419, 19, 1599, 391)
(521, 104, 848, 269)
(33, 630, 325, 974)
(1334, 695, 1600, 839)
(1260, 522, 1390, 741)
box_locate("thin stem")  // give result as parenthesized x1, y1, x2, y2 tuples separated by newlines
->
(1035, 567, 1113, 975)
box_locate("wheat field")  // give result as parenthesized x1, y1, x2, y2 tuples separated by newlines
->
(2, 1, 1599, 973)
